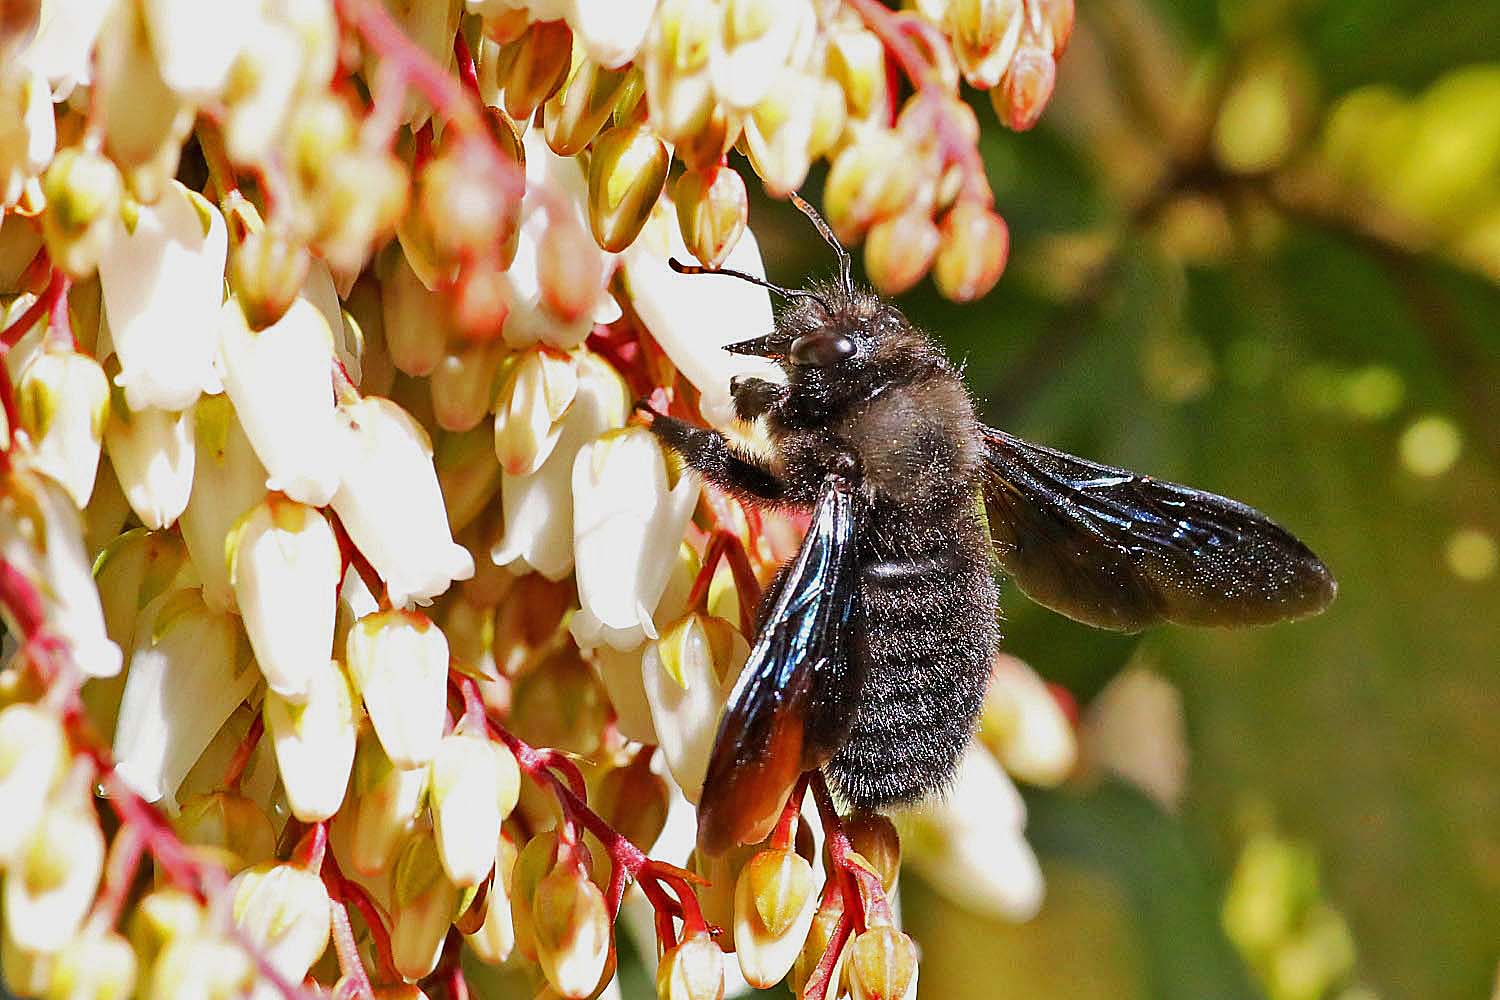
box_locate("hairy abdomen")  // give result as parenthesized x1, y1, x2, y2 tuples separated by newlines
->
(826, 509, 999, 809)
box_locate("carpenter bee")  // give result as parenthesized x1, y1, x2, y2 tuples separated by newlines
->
(643, 196, 1336, 855)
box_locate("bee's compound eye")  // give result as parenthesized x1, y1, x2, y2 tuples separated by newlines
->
(789, 332, 856, 367)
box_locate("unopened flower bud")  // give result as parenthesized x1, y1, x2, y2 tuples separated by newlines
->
(588, 124, 670, 253)
(146, 936, 253, 1000)
(981, 653, 1077, 786)
(933, 200, 1009, 302)
(435, 424, 503, 536)
(712, 0, 810, 111)
(332, 397, 475, 607)
(789, 892, 847, 997)
(742, 72, 818, 198)
(643, 613, 748, 801)
(16, 346, 109, 507)
(391, 834, 460, 981)
(229, 225, 311, 331)
(466, 831, 520, 964)
(0, 704, 66, 866)
(96, 181, 225, 412)
(510, 645, 612, 756)
(431, 340, 507, 433)
(264, 658, 359, 821)
(825, 133, 923, 243)
(172, 790, 272, 872)
(5, 804, 105, 953)
(127, 889, 204, 969)
(674, 105, 739, 174)
(498, 20, 573, 121)
(533, 861, 612, 998)
(346, 610, 448, 769)
(494, 347, 580, 478)
(313, 149, 408, 277)
(230, 863, 332, 985)
(103, 398, 195, 531)
(418, 139, 517, 263)
(1037, 0, 1075, 55)
(827, 25, 889, 124)
(994, 41, 1057, 131)
(451, 260, 514, 342)
(45, 930, 137, 1000)
(658, 931, 725, 1000)
(844, 813, 902, 892)
(219, 296, 345, 506)
(946, 0, 1023, 89)
(229, 496, 340, 702)
(179, 395, 267, 613)
(734, 848, 820, 988)
(510, 831, 559, 962)
(673, 167, 748, 271)
(349, 728, 430, 877)
(95, 0, 191, 178)
(430, 729, 520, 887)
(546, 59, 635, 158)
(641, 0, 717, 142)
(537, 219, 605, 325)
(846, 926, 919, 1000)
(864, 210, 941, 296)
(379, 245, 451, 377)
(39, 148, 121, 279)
(594, 754, 671, 853)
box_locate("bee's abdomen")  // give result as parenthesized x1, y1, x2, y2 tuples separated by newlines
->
(826, 533, 999, 810)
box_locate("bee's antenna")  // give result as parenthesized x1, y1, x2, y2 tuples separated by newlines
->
(789, 193, 853, 298)
(668, 258, 833, 313)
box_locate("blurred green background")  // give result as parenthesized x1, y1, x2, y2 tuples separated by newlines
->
(753, 0, 1499, 997)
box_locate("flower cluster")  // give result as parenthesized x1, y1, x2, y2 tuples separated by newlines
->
(0, 1, 1077, 998)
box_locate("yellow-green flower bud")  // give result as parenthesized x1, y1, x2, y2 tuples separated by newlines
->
(228, 225, 311, 331)
(466, 831, 520, 965)
(789, 892, 847, 997)
(673, 105, 740, 174)
(391, 833, 460, 982)
(734, 848, 820, 988)
(127, 890, 204, 972)
(349, 728, 429, 878)
(827, 25, 889, 124)
(594, 754, 671, 855)
(147, 936, 253, 1000)
(824, 132, 923, 244)
(533, 861, 613, 999)
(430, 729, 518, 887)
(5, 803, 105, 953)
(510, 830, 559, 962)
(843, 813, 902, 894)
(588, 124, 670, 253)
(173, 791, 278, 873)
(45, 929, 137, 1000)
(933, 200, 1009, 302)
(546, 58, 636, 158)
(657, 931, 725, 1000)
(378, 243, 451, 378)
(846, 926, 919, 1000)
(431, 340, 507, 434)
(673, 167, 748, 271)
(39, 149, 122, 279)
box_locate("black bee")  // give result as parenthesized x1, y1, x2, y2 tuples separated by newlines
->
(644, 196, 1336, 855)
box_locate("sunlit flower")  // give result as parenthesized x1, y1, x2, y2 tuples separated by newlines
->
(15, 345, 109, 507)
(428, 729, 521, 886)
(4, 793, 105, 954)
(231, 863, 333, 993)
(263, 657, 359, 821)
(390, 833, 459, 982)
(347, 727, 430, 877)
(0, 704, 67, 866)
(96, 181, 226, 412)
(102, 400, 196, 531)
(0, 67, 56, 209)
(346, 609, 449, 770)
(642, 612, 748, 802)
(980, 653, 1077, 787)
(179, 394, 269, 613)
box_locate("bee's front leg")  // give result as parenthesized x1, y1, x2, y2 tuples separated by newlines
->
(730, 376, 787, 422)
(640, 407, 786, 503)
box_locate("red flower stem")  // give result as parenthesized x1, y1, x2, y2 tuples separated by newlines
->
(87, 823, 145, 932)
(323, 875, 377, 1000)
(802, 906, 854, 1000)
(326, 850, 402, 985)
(686, 532, 730, 611)
(223, 712, 265, 791)
(0, 265, 63, 351)
(810, 773, 893, 929)
(290, 821, 329, 872)
(453, 30, 480, 101)
(772, 774, 809, 851)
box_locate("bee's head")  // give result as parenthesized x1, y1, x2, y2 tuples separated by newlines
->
(672, 195, 946, 415)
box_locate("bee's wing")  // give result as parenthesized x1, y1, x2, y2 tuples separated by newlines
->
(696, 476, 863, 855)
(979, 425, 1336, 631)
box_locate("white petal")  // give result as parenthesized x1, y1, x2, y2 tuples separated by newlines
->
(0, 705, 66, 866)
(180, 395, 269, 613)
(568, 0, 658, 68)
(231, 864, 333, 984)
(264, 659, 358, 821)
(98, 181, 226, 412)
(232, 499, 340, 702)
(4, 806, 104, 954)
(142, 0, 254, 100)
(16, 348, 109, 507)
(219, 296, 344, 506)
(584, 643, 658, 744)
(623, 208, 782, 428)
(113, 589, 258, 806)
(491, 352, 628, 580)
(641, 620, 732, 803)
(429, 733, 502, 887)
(17, 0, 114, 93)
(223, 15, 304, 164)
(331, 397, 474, 608)
(1083, 667, 1189, 811)
(104, 403, 196, 531)
(984, 654, 1077, 787)
(709, 0, 812, 111)
(346, 611, 448, 770)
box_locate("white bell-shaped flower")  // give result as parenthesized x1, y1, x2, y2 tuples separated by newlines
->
(142, 0, 255, 101)
(500, 130, 620, 352)
(0, 704, 67, 866)
(346, 610, 448, 770)
(642, 613, 749, 803)
(97, 181, 226, 412)
(15, 346, 110, 507)
(982, 653, 1077, 787)
(568, 0, 658, 68)
(429, 729, 520, 887)
(104, 401, 196, 531)
(492, 346, 578, 477)
(572, 427, 699, 650)
(113, 588, 259, 806)
(331, 396, 474, 608)
(219, 296, 344, 506)
(905, 743, 1044, 921)
(348, 728, 430, 877)
(492, 351, 629, 580)
(4, 799, 105, 954)
(230, 863, 333, 989)
(179, 394, 269, 613)
(710, 0, 814, 111)
(0, 465, 122, 678)
(229, 495, 340, 702)
(0, 67, 56, 209)
(263, 659, 359, 822)
(14, 0, 113, 95)
(623, 207, 782, 428)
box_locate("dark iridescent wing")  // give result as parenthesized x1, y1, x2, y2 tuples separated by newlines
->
(696, 476, 862, 855)
(979, 426, 1336, 632)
